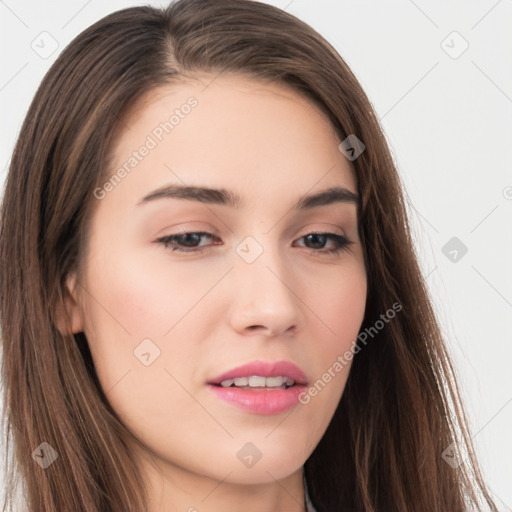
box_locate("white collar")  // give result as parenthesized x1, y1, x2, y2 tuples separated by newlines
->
(303, 470, 317, 512)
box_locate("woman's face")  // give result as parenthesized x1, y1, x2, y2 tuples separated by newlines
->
(65, 73, 367, 496)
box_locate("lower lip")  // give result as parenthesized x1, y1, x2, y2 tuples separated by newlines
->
(207, 384, 307, 415)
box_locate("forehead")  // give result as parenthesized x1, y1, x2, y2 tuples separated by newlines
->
(102, 73, 357, 213)
(124, 72, 330, 126)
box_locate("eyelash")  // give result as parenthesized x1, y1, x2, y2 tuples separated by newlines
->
(156, 231, 354, 256)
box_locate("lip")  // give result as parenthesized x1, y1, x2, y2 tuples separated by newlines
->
(207, 383, 308, 415)
(206, 360, 308, 415)
(207, 360, 308, 386)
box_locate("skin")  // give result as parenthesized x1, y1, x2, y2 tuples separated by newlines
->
(62, 73, 367, 512)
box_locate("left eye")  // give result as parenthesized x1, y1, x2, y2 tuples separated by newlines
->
(156, 231, 353, 255)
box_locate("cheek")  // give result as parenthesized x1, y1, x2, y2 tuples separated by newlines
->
(79, 249, 213, 434)
(83, 246, 202, 338)
(299, 259, 366, 417)
(79, 245, 221, 388)
(308, 259, 367, 359)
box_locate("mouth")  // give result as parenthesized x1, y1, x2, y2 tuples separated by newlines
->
(206, 360, 308, 415)
(209, 375, 297, 390)
(207, 360, 307, 387)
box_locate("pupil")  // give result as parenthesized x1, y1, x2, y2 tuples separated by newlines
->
(307, 234, 325, 249)
(179, 233, 200, 246)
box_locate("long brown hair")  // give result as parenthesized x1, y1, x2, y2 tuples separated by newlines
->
(0, 1, 498, 510)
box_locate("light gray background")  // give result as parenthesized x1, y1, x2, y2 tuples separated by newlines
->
(1, 0, 511, 509)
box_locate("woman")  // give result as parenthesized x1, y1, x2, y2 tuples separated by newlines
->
(0, 1, 498, 511)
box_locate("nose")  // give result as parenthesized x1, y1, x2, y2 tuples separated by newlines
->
(228, 244, 302, 337)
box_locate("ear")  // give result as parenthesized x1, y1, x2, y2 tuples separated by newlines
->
(55, 272, 85, 335)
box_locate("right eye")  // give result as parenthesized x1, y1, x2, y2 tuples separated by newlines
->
(156, 231, 219, 253)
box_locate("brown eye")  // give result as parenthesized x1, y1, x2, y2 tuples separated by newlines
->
(156, 232, 217, 253)
(295, 232, 353, 255)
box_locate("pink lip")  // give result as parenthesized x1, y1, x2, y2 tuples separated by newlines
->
(207, 384, 308, 415)
(206, 360, 308, 415)
(207, 360, 308, 386)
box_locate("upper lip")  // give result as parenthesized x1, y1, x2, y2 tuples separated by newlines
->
(207, 360, 308, 386)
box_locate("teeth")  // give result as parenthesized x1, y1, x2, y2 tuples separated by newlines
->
(262, 376, 284, 387)
(219, 375, 296, 388)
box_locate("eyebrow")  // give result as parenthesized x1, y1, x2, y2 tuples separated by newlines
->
(137, 184, 360, 210)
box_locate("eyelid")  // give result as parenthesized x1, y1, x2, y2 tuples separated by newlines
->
(155, 221, 220, 238)
(157, 221, 349, 237)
